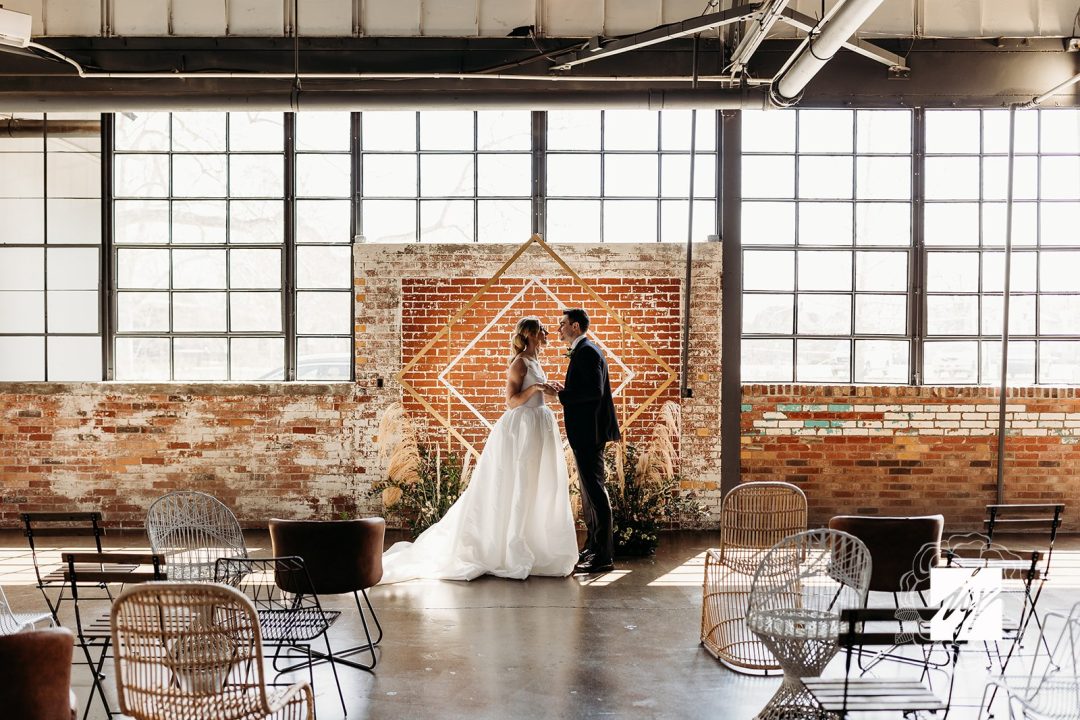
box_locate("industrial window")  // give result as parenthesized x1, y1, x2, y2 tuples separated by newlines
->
(740, 109, 914, 384)
(0, 112, 103, 381)
(359, 110, 534, 243)
(544, 109, 718, 243)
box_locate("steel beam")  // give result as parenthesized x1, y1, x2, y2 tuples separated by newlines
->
(778, 7, 908, 71)
(729, 0, 793, 75)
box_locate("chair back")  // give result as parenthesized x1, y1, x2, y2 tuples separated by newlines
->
(0, 628, 75, 720)
(146, 491, 247, 581)
(269, 518, 385, 595)
(829, 515, 943, 593)
(721, 482, 807, 552)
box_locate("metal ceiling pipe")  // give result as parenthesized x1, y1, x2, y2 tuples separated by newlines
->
(771, 0, 886, 104)
(0, 89, 770, 112)
(1, 118, 100, 137)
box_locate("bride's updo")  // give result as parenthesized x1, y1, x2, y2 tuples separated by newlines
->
(510, 316, 542, 359)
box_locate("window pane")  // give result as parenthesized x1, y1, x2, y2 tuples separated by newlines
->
(46, 290, 97, 333)
(1040, 295, 1080, 335)
(605, 110, 658, 151)
(173, 292, 226, 332)
(605, 155, 658, 197)
(297, 155, 350, 198)
(169, 248, 225, 290)
(117, 292, 169, 332)
(855, 294, 906, 334)
(923, 341, 978, 384)
(1041, 156, 1080, 200)
(173, 155, 227, 198)
(981, 156, 1037, 201)
(1039, 341, 1080, 384)
(796, 338, 850, 382)
(798, 250, 852, 291)
(231, 200, 285, 244)
(799, 110, 853, 153)
(231, 337, 285, 380)
(47, 336, 101, 381)
(547, 155, 600, 196)
(742, 338, 793, 382)
(297, 291, 351, 334)
(924, 203, 979, 246)
(659, 200, 715, 243)
(927, 295, 979, 335)
(48, 199, 101, 244)
(115, 200, 169, 244)
(1040, 202, 1080, 245)
(116, 113, 170, 152)
(296, 337, 351, 381)
(0, 153, 43, 197)
(981, 295, 1036, 335)
(174, 337, 227, 380)
(982, 203, 1038, 247)
(603, 201, 657, 243)
(548, 111, 600, 151)
(115, 155, 169, 197)
(742, 202, 794, 245)
(297, 246, 350, 288)
(660, 154, 715, 198)
(855, 340, 909, 383)
(230, 292, 281, 332)
(420, 200, 473, 242)
(114, 337, 170, 380)
(0, 336, 44, 381)
(0, 248, 43, 289)
(419, 111, 474, 151)
(420, 155, 474, 197)
(477, 200, 531, 243)
(363, 154, 417, 197)
(855, 203, 910, 246)
(744, 294, 793, 334)
(742, 110, 795, 153)
(798, 156, 853, 200)
(1040, 251, 1080, 291)
(0, 291, 43, 332)
(362, 200, 416, 242)
(1040, 110, 1080, 153)
(925, 157, 979, 200)
(477, 154, 531, 197)
(660, 109, 716, 151)
(797, 294, 851, 334)
(230, 248, 281, 289)
(981, 340, 1035, 385)
(477, 111, 531, 151)
(926, 111, 980, 154)
(982, 251, 1036, 292)
(856, 111, 911, 154)
(296, 113, 351, 152)
(46, 152, 100, 198)
(229, 112, 284, 152)
(0, 199, 44, 244)
(744, 250, 794, 291)
(296, 200, 351, 244)
(856, 156, 911, 200)
(926, 252, 979, 292)
(983, 109, 1038, 154)
(117, 248, 169, 289)
(362, 112, 416, 151)
(798, 203, 852, 245)
(230, 155, 284, 198)
(546, 200, 600, 243)
(742, 156, 794, 199)
(855, 251, 906, 291)
(172, 113, 226, 152)
(173, 200, 226, 244)
(47, 248, 98, 290)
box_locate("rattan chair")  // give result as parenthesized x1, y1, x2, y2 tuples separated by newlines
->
(146, 491, 248, 581)
(746, 529, 872, 720)
(110, 582, 314, 720)
(701, 481, 807, 673)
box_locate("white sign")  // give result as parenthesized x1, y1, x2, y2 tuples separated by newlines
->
(929, 566, 1002, 641)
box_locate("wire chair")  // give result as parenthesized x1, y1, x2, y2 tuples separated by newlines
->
(146, 491, 248, 581)
(0, 582, 54, 635)
(701, 481, 807, 674)
(746, 529, 872, 720)
(110, 582, 314, 720)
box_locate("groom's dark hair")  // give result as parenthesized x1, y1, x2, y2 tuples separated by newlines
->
(562, 308, 589, 332)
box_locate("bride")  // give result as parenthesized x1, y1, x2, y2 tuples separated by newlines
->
(379, 316, 579, 583)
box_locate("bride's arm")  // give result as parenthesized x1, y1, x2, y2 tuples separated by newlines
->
(505, 357, 546, 409)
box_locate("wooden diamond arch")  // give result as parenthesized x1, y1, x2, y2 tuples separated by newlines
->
(395, 234, 679, 458)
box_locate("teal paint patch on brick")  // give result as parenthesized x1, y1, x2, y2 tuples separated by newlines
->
(830, 420, 847, 427)
(828, 403, 853, 412)
(741, 404, 752, 412)
(804, 419, 830, 428)
(777, 403, 803, 412)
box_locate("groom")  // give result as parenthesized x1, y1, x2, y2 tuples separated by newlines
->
(554, 308, 620, 574)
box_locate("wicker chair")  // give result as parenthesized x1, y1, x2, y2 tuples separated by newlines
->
(146, 491, 248, 581)
(746, 529, 872, 720)
(110, 582, 314, 720)
(701, 481, 807, 673)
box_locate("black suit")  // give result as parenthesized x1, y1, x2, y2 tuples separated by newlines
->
(558, 337, 620, 564)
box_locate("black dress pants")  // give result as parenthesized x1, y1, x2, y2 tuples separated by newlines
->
(571, 441, 613, 564)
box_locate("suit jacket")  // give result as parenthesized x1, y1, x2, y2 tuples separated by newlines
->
(558, 337, 621, 448)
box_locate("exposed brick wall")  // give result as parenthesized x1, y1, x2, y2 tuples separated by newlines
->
(0, 241, 724, 528)
(743, 384, 1080, 532)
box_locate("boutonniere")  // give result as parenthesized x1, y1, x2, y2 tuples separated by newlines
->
(564, 348, 574, 359)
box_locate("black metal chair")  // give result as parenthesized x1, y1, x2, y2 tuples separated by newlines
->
(21, 511, 107, 624)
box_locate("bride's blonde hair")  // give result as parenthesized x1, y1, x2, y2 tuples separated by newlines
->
(510, 316, 542, 361)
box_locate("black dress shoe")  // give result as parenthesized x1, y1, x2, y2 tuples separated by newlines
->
(574, 558, 615, 574)
(578, 549, 594, 563)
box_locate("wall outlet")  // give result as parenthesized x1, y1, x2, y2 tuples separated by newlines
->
(1066, 37, 1080, 52)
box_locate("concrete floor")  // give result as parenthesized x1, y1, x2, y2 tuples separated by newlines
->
(2, 528, 1079, 719)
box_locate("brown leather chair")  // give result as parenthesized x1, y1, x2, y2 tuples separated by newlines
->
(269, 517, 385, 670)
(0, 627, 78, 720)
(828, 514, 944, 596)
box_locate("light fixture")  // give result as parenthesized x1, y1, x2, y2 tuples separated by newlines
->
(0, 6, 32, 49)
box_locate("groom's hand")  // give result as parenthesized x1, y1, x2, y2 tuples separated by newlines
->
(548, 381, 564, 392)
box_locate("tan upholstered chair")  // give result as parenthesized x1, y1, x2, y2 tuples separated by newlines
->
(0, 627, 77, 720)
(701, 481, 807, 673)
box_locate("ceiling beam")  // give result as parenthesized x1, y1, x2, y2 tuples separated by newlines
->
(729, 0, 793, 75)
(778, 7, 909, 71)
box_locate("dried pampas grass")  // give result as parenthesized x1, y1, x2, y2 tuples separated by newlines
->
(376, 402, 421, 485)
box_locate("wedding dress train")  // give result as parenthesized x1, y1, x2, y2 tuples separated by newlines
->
(379, 356, 579, 583)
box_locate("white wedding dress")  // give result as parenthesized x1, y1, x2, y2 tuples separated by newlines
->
(379, 356, 579, 583)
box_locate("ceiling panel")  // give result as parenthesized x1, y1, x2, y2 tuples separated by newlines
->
(422, 0, 478, 36)
(364, 0, 421, 35)
(173, 0, 227, 35)
(298, 0, 353, 36)
(113, 0, 168, 36)
(43, 0, 100, 36)
(478, 0, 534, 36)
(228, 0, 284, 36)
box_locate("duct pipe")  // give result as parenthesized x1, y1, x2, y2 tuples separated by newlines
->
(1, 118, 100, 137)
(0, 89, 770, 112)
(772, 0, 886, 104)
